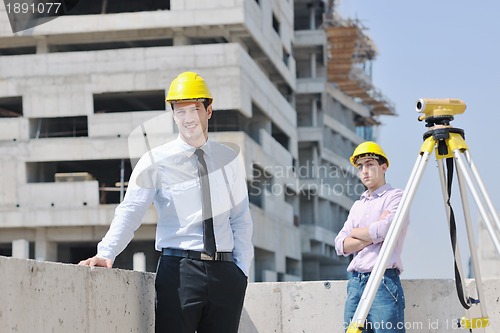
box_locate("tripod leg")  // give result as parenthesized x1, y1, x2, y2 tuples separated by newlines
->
(462, 150, 500, 257)
(347, 149, 432, 333)
(454, 151, 489, 331)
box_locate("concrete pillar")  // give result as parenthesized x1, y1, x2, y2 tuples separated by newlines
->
(35, 37, 48, 54)
(173, 35, 189, 46)
(248, 260, 255, 283)
(170, 0, 185, 10)
(12, 239, 29, 259)
(310, 52, 317, 78)
(276, 251, 285, 274)
(35, 228, 57, 261)
(311, 97, 318, 127)
(312, 145, 318, 178)
(133, 252, 146, 272)
(312, 195, 319, 227)
(308, 3, 316, 30)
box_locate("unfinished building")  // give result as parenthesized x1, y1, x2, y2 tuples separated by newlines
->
(0, 0, 395, 281)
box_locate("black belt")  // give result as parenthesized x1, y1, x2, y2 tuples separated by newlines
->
(162, 248, 233, 262)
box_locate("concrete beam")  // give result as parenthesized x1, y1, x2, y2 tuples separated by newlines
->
(0, 256, 499, 332)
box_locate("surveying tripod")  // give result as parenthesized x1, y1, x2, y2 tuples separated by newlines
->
(347, 98, 500, 333)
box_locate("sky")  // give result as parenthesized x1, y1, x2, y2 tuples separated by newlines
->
(337, 0, 500, 279)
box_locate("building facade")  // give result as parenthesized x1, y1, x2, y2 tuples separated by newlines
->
(0, 0, 393, 281)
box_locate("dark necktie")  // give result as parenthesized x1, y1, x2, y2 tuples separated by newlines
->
(194, 148, 216, 257)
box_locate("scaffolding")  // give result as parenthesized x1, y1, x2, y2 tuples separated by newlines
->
(325, 7, 396, 117)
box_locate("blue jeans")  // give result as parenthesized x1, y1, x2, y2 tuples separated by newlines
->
(344, 269, 405, 333)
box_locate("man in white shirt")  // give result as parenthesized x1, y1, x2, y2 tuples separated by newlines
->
(79, 71, 254, 333)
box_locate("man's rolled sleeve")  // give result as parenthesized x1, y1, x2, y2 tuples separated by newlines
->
(368, 219, 390, 244)
(335, 220, 353, 256)
(335, 203, 359, 256)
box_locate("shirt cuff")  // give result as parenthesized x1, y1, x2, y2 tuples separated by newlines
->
(96, 246, 116, 262)
(335, 236, 347, 256)
(235, 261, 249, 277)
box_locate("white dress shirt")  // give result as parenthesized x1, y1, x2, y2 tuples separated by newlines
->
(97, 136, 254, 276)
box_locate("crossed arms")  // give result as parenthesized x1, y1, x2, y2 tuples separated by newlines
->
(340, 210, 391, 255)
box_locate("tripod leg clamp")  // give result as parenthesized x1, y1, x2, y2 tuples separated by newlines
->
(459, 316, 489, 329)
(346, 322, 363, 333)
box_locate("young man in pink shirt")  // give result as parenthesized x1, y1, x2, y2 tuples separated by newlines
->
(335, 141, 409, 333)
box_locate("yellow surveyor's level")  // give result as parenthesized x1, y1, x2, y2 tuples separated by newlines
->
(460, 316, 489, 329)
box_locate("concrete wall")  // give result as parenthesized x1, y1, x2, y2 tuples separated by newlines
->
(0, 256, 155, 332)
(479, 216, 500, 279)
(1, 256, 498, 333)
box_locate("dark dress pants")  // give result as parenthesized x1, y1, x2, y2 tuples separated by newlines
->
(155, 255, 248, 333)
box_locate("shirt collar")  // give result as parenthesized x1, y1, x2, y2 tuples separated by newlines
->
(175, 136, 212, 158)
(360, 183, 392, 200)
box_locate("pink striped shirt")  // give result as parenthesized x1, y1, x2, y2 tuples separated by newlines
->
(335, 183, 409, 273)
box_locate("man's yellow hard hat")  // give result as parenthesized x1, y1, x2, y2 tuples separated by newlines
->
(165, 71, 213, 103)
(350, 141, 389, 167)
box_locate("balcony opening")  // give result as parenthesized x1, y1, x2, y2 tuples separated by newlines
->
(29, 116, 88, 138)
(0, 96, 23, 117)
(272, 13, 281, 36)
(297, 108, 313, 126)
(0, 46, 36, 56)
(26, 159, 133, 204)
(271, 123, 289, 150)
(248, 104, 269, 144)
(254, 248, 276, 282)
(286, 257, 301, 277)
(298, 142, 318, 179)
(51, 38, 173, 53)
(190, 37, 228, 45)
(248, 164, 272, 208)
(57, 240, 159, 272)
(94, 90, 166, 113)
(284, 186, 299, 227)
(283, 47, 290, 67)
(296, 94, 318, 126)
(354, 115, 378, 141)
(310, 239, 322, 255)
(294, 0, 324, 30)
(299, 193, 315, 224)
(277, 82, 294, 104)
(63, 0, 170, 16)
(356, 125, 374, 142)
(57, 242, 97, 266)
(209, 110, 242, 132)
(0, 243, 12, 256)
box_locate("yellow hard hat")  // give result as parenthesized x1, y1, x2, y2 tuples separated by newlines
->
(165, 71, 213, 103)
(350, 141, 389, 167)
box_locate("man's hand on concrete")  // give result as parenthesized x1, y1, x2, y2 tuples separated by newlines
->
(78, 256, 113, 268)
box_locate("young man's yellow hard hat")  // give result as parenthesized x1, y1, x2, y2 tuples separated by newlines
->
(350, 141, 389, 167)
